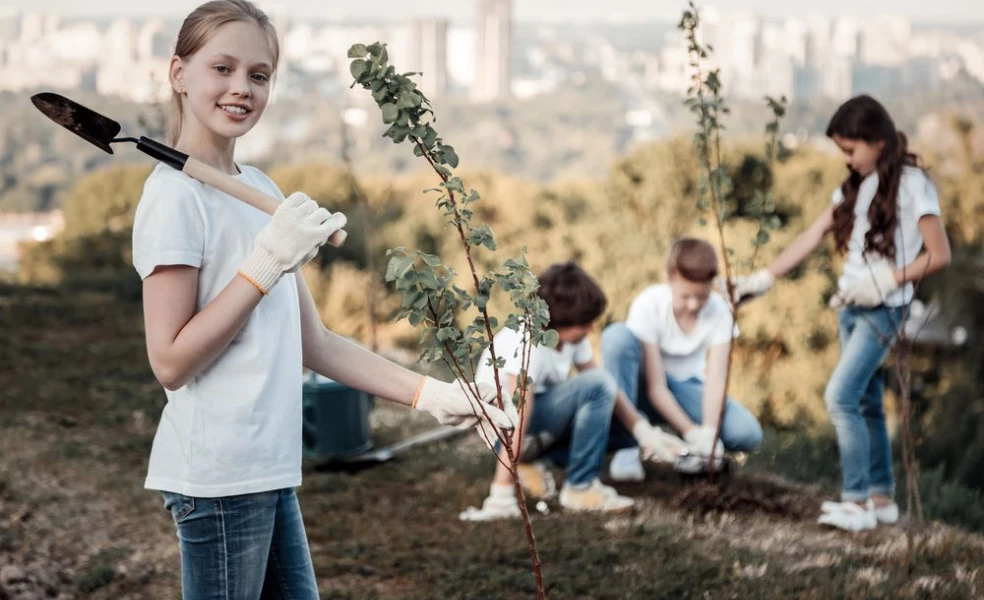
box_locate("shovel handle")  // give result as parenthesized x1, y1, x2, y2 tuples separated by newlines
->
(182, 157, 347, 248)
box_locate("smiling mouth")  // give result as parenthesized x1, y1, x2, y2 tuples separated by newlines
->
(218, 104, 251, 116)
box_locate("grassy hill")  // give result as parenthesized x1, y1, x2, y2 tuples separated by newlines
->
(2, 285, 984, 599)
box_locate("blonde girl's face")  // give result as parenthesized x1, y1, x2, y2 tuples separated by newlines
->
(831, 134, 885, 178)
(170, 21, 275, 142)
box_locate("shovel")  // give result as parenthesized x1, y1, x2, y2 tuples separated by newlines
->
(30, 92, 346, 247)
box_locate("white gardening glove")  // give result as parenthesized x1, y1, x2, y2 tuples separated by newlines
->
(459, 484, 521, 521)
(237, 192, 347, 294)
(833, 260, 899, 308)
(632, 420, 689, 464)
(413, 377, 518, 449)
(730, 269, 775, 305)
(684, 425, 725, 460)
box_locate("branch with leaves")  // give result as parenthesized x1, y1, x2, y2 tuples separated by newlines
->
(679, 3, 787, 474)
(349, 41, 553, 599)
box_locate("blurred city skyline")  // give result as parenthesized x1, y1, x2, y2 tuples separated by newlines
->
(2, 0, 984, 23)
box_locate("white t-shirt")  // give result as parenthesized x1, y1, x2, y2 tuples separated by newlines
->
(625, 284, 735, 382)
(475, 328, 593, 395)
(833, 165, 941, 307)
(132, 163, 304, 498)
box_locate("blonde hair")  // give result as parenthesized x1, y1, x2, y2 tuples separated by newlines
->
(169, 0, 280, 145)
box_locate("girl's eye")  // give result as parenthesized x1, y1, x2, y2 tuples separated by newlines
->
(251, 73, 269, 83)
(214, 65, 230, 74)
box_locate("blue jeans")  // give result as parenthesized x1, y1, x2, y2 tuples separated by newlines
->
(826, 305, 904, 502)
(601, 323, 763, 452)
(160, 488, 318, 600)
(526, 369, 618, 486)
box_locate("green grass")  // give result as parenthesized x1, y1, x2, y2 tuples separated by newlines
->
(3, 285, 984, 599)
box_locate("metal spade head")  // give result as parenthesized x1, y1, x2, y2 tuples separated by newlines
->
(31, 92, 122, 154)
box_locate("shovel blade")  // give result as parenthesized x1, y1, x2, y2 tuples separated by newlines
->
(31, 92, 121, 154)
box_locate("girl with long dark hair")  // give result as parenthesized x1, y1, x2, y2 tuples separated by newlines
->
(733, 94, 951, 531)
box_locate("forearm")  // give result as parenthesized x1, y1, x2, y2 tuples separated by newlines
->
(648, 385, 695, 435)
(303, 327, 423, 406)
(613, 388, 643, 431)
(767, 229, 823, 279)
(700, 379, 727, 432)
(895, 251, 950, 285)
(150, 276, 262, 390)
(766, 207, 833, 279)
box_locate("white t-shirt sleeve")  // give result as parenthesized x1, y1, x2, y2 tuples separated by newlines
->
(709, 304, 736, 346)
(132, 172, 207, 280)
(907, 172, 942, 219)
(626, 288, 659, 346)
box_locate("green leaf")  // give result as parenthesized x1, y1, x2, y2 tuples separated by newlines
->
(381, 103, 399, 124)
(396, 94, 415, 110)
(385, 254, 415, 282)
(419, 252, 442, 267)
(541, 329, 559, 349)
(444, 147, 459, 168)
(347, 44, 368, 58)
(349, 59, 367, 80)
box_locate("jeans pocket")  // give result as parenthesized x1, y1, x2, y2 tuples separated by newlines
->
(161, 491, 196, 525)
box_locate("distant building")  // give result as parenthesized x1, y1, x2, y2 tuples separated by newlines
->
(410, 18, 448, 99)
(473, 0, 511, 102)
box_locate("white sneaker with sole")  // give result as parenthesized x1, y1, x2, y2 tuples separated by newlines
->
(874, 502, 899, 524)
(559, 479, 635, 514)
(610, 447, 645, 482)
(516, 460, 558, 500)
(817, 500, 876, 532)
(821, 499, 899, 525)
(459, 484, 522, 522)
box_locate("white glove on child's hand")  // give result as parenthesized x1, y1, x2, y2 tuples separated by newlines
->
(832, 260, 899, 308)
(684, 425, 725, 459)
(459, 484, 521, 521)
(413, 378, 518, 449)
(632, 421, 689, 463)
(238, 192, 347, 294)
(730, 269, 775, 305)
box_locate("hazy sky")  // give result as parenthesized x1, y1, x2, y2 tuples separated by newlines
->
(3, 0, 983, 22)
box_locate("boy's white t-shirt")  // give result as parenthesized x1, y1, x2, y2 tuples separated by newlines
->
(475, 328, 593, 395)
(132, 163, 304, 498)
(625, 284, 735, 382)
(833, 165, 942, 307)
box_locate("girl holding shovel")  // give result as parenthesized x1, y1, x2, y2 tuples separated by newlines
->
(732, 95, 950, 532)
(132, 1, 514, 596)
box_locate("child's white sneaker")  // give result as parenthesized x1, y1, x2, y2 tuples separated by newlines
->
(609, 447, 645, 482)
(817, 500, 876, 532)
(459, 484, 521, 522)
(874, 501, 899, 524)
(559, 479, 635, 514)
(821, 499, 898, 525)
(516, 460, 558, 500)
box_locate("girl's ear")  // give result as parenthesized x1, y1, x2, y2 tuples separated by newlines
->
(169, 56, 186, 94)
(874, 139, 887, 154)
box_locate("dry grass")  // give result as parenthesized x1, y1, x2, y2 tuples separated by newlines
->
(2, 286, 983, 599)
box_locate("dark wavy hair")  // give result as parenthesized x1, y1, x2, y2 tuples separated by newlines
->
(537, 261, 607, 328)
(826, 95, 920, 261)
